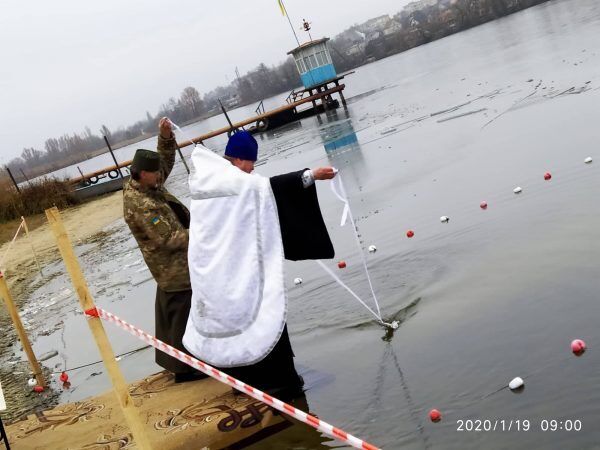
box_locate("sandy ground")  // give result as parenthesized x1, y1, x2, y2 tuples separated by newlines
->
(0, 191, 124, 421)
(0, 191, 124, 298)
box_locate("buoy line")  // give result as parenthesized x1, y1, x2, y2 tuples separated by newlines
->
(21, 345, 152, 389)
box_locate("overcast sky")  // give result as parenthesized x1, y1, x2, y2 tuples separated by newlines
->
(0, 0, 413, 163)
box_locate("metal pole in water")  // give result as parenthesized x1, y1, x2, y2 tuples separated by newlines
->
(103, 136, 124, 178)
(5, 166, 20, 193)
(176, 144, 190, 174)
(19, 169, 32, 187)
(218, 98, 236, 132)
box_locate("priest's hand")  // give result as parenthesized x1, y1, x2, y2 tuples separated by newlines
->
(312, 167, 336, 181)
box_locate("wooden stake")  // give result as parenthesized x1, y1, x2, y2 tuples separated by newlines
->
(20, 217, 43, 277)
(0, 272, 45, 387)
(45, 207, 152, 450)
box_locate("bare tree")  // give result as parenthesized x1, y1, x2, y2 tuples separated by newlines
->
(179, 86, 203, 118)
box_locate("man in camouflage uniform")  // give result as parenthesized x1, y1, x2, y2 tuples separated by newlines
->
(123, 117, 200, 382)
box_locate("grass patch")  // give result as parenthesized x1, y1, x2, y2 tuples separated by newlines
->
(0, 178, 79, 233)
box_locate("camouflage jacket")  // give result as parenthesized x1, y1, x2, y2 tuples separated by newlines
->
(123, 134, 191, 292)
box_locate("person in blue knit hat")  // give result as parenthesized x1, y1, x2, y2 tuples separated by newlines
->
(184, 130, 337, 399)
(223, 130, 259, 173)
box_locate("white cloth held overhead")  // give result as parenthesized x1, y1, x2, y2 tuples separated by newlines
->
(183, 145, 287, 367)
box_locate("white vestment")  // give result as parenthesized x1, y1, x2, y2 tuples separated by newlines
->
(182, 145, 287, 367)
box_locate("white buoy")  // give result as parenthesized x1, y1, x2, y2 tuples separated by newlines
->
(27, 378, 37, 388)
(440, 216, 450, 223)
(509, 376, 524, 390)
(584, 157, 593, 164)
(390, 320, 399, 329)
(293, 277, 303, 286)
(368, 245, 377, 253)
(513, 187, 523, 194)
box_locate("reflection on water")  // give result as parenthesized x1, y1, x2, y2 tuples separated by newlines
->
(319, 110, 360, 154)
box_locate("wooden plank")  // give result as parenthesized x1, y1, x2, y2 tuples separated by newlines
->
(177, 84, 345, 148)
(5, 372, 291, 449)
(69, 84, 345, 185)
(0, 273, 45, 388)
(45, 207, 153, 450)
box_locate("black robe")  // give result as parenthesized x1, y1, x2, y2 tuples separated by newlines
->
(225, 170, 334, 394)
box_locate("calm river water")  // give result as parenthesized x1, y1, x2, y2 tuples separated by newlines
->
(12, 0, 600, 448)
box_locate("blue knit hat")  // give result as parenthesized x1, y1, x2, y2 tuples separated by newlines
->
(225, 131, 258, 162)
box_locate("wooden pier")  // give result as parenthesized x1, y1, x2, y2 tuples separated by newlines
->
(70, 75, 351, 186)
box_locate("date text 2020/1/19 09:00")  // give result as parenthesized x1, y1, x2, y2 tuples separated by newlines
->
(456, 419, 582, 432)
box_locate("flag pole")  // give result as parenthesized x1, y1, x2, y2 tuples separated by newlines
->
(279, 0, 302, 47)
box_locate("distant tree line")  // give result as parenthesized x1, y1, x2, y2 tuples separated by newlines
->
(4, 0, 549, 183)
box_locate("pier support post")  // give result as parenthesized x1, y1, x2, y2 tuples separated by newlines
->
(4, 166, 20, 194)
(0, 272, 45, 388)
(337, 83, 347, 107)
(45, 207, 153, 450)
(103, 136, 124, 179)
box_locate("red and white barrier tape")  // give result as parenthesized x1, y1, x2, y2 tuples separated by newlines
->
(85, 306, 381, 450)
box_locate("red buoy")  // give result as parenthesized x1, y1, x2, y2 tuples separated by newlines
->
(338, 261, 347, 269)
(544, 172, 552, 181)
(406, 230, 415, 238)
(60, 372, 69, 383)
(33, 385, 44, 393)
(480, 201, 488, 210)
(429, 409, 442, 422)
(571, 339, 586, 355)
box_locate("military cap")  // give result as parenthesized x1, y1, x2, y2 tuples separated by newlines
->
(131, 149, 160, 172)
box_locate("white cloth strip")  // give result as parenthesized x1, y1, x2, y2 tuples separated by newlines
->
(169, 119, 196, 146)
(315, 260, 383, 323)
(330, 174, 382, 318)
(92, 307, 380, 450)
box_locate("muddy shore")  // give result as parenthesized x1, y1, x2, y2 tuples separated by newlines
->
(0, 191, 123, 421)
